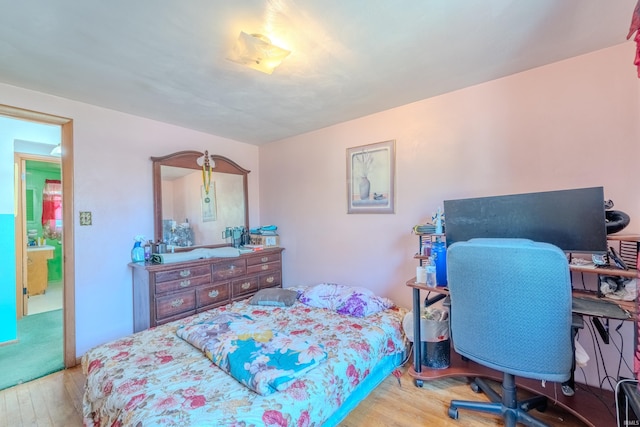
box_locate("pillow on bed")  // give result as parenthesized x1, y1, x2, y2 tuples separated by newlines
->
(299, 283, 394, 317)
(249, 288, 298, 307)
(336, 291, 394, 318)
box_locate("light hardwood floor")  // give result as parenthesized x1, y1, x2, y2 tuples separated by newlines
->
(0, 365, 588, 427)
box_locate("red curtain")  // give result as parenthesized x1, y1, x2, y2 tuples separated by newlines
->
(629, 0, 640, 77)
(42, 179, 62, 239)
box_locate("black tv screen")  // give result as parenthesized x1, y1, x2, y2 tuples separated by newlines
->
(443, 187, 607, 254)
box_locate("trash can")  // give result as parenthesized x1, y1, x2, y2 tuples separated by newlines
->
(420, 307, 450, 369)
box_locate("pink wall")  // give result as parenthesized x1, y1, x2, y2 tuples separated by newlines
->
(1, 40, 636, 388)
(259, 43, 640, 388)
(0, 83, 260, 355)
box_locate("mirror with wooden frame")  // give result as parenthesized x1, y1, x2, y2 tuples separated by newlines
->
(152, 151, 250, 249)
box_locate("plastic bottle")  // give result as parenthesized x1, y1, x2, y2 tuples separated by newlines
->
(416, 265, 427, 283)
(131, 241, 145, 263)
(432, 240, 447, 286)
(425, 257, 437, 287)
(143, 240, 152, 261)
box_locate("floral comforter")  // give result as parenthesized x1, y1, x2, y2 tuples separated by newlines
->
(82, 299, 407, 427)
(176, 312, 328, 395)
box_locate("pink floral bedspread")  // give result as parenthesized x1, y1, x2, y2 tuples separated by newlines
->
(82, 299, 407, 427)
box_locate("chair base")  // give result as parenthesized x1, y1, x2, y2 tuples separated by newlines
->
(449, 373, 550, 427)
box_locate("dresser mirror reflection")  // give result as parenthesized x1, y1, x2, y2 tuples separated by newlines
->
(152, 151, 250, 249)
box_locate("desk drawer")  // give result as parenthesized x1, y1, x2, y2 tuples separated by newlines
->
(232, 276, 259, 298)
(156, 289, 196, 320)
(212, 259, 246, 281)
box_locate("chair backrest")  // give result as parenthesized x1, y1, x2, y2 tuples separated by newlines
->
(447, 238, 573, 383)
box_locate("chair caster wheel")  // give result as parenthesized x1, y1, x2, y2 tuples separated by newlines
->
(414, 379, 424, 387)
(448, 407, 458, 419)
(470, 381, 481, 393)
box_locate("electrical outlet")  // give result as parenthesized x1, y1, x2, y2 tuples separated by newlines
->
(79, 211, 92, 226)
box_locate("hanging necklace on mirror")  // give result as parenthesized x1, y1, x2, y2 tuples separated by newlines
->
(202, 150, 212, 203)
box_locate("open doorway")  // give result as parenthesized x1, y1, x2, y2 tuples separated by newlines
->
(16, 156, 63, 318)
(0, 105, 76, 377)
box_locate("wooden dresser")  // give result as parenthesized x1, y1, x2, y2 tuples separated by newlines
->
(130, 247, 284, 332)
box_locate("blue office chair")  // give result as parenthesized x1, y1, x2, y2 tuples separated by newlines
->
(446, 238, 573, 427)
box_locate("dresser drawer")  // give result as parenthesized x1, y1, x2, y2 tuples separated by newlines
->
(156, 290, 196, 320)
(247, 261, 280, 275)
(155, 274, 210, 295)
(212, 259, 246, 280)
(197, 282, 231, 308)
(259, 271, 282, 289)
(231, 276, 259, 298)
(247, 252, 281, 266)
(154, 265, 210, 283)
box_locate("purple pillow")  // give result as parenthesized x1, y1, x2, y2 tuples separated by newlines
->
(299, 283, 394, 317)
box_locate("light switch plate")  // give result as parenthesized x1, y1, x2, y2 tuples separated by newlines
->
(79, 211, 92, 226)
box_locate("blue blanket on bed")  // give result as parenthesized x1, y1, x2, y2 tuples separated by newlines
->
(176, 313, 327, 395)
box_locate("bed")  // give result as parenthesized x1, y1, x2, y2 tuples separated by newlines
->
(82, 284, 408, 427)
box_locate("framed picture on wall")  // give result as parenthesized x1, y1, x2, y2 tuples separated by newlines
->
(346, 139, 395, 214)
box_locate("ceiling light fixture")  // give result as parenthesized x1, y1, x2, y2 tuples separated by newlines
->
(227, 32, 291, 74)
(50, 144, 61, 156)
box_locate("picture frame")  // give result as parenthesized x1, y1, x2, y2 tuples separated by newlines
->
(346, 139, 395, 214)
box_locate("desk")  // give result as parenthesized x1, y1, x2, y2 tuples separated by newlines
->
(406, 274, 637, 427)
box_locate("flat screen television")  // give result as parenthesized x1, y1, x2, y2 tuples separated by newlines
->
(443, 186, 607, 254)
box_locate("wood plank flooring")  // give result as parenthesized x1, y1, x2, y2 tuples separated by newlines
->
(0, 365, 589, 426)
(0, 366, 84, 427)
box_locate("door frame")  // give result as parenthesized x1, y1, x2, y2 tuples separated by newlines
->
(1, 104, 76, 368)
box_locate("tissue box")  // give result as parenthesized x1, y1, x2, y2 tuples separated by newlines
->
(249, 234, 280, 247)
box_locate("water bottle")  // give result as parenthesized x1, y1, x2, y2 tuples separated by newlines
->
(425, 258, 437, 287)
(432, 241, 447, 286)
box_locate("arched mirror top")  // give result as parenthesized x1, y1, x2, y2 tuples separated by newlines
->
(152, 150, 250, 249)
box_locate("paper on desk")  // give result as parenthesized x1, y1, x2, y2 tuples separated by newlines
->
(570, 258, 597, 268)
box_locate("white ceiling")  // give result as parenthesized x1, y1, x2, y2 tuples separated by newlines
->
(0, 1, 636, 145)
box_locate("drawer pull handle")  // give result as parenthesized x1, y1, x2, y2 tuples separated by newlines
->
(266, 276, 275, 283)
(208, 290, 219, 298)
(180, 280, 191, 287)
(170, 298, 184, 308)
(179, 270, 191, 278)
(261, 265, 269, 271)
(241, 282, 251, 290)
(261, 257, 268, 263)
